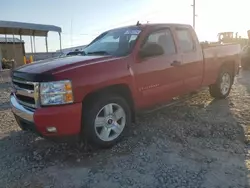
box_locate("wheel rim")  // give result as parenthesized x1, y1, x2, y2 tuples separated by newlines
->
(220, 72, 231, 95)
(94, 103, 126, 142)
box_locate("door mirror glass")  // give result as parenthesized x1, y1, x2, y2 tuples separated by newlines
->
(139, 43, 164, 58)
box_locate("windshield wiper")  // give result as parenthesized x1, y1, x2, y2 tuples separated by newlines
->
(66, 51, 85, 56)
(86, 51, 110, 55)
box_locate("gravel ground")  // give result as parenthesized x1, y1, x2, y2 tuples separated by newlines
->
(1, 70, 250, 188)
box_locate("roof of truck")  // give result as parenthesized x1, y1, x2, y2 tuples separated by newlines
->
(139, 23, 192, 27)
(108, 23, 193, 32)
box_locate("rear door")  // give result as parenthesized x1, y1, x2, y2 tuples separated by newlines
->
(174, 27, 203, 92)
(132, 27, 184, 108)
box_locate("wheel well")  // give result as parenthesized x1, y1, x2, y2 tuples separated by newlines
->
(82, 84, 136, 122)
(221, 60, 235, 76)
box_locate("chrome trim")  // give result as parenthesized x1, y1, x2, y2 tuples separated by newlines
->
(12, 78, 40, 108)
(12, 79, 35, 85)
(14, 84, 34, 98)
(34, 83, 40, 107)
(10, 95, 34, 122)
(17, 98, 36, 109)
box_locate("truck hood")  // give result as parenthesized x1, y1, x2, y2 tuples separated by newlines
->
(15, 55, 115, 74)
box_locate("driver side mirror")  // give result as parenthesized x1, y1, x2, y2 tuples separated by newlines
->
(139, 43, 164, 58)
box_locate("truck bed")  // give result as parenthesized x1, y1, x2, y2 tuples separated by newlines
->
(202, 43, 241, 58)
(201, 43, 241, 87)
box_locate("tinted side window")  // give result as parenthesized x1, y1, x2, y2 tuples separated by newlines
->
(176, 28, 195, 52)
(143, 29, 176, 55)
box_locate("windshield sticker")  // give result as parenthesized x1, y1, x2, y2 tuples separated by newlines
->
(124, 30, 141, 35)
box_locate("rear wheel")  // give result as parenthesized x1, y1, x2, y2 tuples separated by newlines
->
(209, 67, 233, 99)
(82, 94, 131, 148)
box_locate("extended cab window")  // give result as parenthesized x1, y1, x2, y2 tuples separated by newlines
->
(143, 29, 176, 55)
(176, 28, 195, 52)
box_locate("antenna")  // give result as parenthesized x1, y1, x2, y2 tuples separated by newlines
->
(136, 21, 141, 26)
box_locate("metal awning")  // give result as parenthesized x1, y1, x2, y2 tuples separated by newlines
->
(0, 20, 62, 36)
(0, 20, 62, 66)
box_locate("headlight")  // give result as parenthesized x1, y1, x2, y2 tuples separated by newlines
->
(40, 80, 74, 106)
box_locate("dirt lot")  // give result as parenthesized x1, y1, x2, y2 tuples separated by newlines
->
(1, 70, 250, 188)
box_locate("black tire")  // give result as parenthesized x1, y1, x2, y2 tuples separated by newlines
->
(82, 94, 131, 148)
(209, 67, 233, 99)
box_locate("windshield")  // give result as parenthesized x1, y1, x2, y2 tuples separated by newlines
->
(84, 27, 142, 57)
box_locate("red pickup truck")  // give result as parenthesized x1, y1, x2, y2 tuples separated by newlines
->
(10, 23, 241, 148)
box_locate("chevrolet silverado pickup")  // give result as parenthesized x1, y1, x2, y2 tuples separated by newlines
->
(10, 23, 241, 148)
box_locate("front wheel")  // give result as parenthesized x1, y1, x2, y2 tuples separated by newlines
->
(82, 94, 131, 148)
(209, 67, 233, 99)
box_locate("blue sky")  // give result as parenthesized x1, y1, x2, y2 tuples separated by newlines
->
(1, 0, 250, 52)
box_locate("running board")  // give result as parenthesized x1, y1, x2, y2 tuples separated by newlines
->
(138, 88, 205, 114)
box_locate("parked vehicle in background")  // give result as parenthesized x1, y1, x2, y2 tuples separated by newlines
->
(10, 23, 241, 148)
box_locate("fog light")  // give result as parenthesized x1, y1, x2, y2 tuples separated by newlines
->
(46, 127, 57, 133)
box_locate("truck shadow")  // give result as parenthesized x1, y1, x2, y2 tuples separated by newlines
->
(0, 82, 11, 111)
(134, 92, 248, 187)
(0, 82, 11, 89)
(0, 74, 250, 187)
(236, 69, 250, 95)
(0, 90, 249, 187)
(0, 101, 10, 111)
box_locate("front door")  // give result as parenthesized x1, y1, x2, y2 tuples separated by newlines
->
(132, 27, 184, 108)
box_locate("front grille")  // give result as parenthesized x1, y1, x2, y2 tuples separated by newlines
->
(12, 76, 39, 109)
(14, 81, 34, 90)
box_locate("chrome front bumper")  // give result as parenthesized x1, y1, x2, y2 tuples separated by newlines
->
(10, 95, 34, 122)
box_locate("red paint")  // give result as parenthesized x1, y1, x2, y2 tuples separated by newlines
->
(20, 23, 241, 137)
(34, 103, 82, 136)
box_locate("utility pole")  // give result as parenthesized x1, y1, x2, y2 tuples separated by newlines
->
(191, 0, 197, 29)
